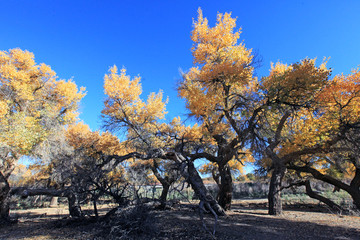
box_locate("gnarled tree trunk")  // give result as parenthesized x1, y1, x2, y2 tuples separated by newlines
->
(218, 163, 233, 210)
(304, 180, 344, 212)
(288, 165, 360, 210)
(149, 162, 177, 206)
(268, 163, 286, 215)
(167, 152, 226, 216)
(0, 172, 10, 223)
(349, 167, 360, 210)
(159, 182, 170, 203)
(67, 192, 83, 218)
(10, 187, 83, 218)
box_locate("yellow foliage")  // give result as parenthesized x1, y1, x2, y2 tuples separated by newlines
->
(0, 48, 85, 157)
(66, 122, 127, 156)
(318, 69, 360, 124)
(104, 66, 142, 104)
(263, 58, 331, 106)
(103, 66, 167, 127)
(180, 9, 256, 118)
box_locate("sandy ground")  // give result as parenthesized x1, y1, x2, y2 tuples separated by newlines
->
(0, 199, 359, 240)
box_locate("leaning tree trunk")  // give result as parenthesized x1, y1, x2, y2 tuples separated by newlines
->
(0, 172, 10, 223)
(218, 163, 233, 210)
(183, 159, 226, 216)
(288, 165, 360, 211)
(268, 163, 286, 215)
(168, 153, 226, 216)
(304, 180, 344, 213)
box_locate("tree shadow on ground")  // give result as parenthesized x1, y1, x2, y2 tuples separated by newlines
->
(232, 201, 347, 214)
(1, 204, 359, 240)
(156, 206, 360, 240)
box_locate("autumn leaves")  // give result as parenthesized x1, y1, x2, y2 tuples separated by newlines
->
(1, 7, 360, 221)
(0, 48, 85, 155)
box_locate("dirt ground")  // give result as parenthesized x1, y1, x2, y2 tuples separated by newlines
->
(1, 199, 359, 240)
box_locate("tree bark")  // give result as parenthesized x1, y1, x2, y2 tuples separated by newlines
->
(289, 165, 360, 210)
(268, 163, 286, 215)
(184, 160, 226, 216)
(93, 198, 98, 218)
(218, 163, 233, 210)
(304, 180, 344, 212)
(168, 153, 226, 216)
(0, 172, 10, 223)
(10, 187, 83, 218)
(159, 182, 170, 203)
(67, 192, 83, 218)
(349, 167, 360, 210)
(150, 163, 175, 205)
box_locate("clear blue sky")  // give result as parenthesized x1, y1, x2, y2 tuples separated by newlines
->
(1, 0, 360, 131)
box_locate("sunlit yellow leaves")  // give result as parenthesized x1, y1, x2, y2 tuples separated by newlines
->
(280, 69, 360, 157)
(187, 8, 254, 90)
(269, 62, 292, 78)
(51, 79, 86, 122)
(0, 48, 85, 160)
(0, 112, 46, 155)
(199, 162, 217, 175)
(199, 157, 251, 177)
(318, 69, 360, 124)
(192, 8, 240, 65)
(168, 116, 203, 142)
(102, 65, 168, 147)
(107, 167, 126, 183)
(179, 70, 220, 117)
(104, 66, 142, 104)
(180, 8, 257, 132)
(145, 91, 168, 120)
(0, 100, 8, 117)
(263, 58, 331, 106)
(66, 121, 92, 147)
(263, 61, 360, 185)
(66, 122, 127, 157)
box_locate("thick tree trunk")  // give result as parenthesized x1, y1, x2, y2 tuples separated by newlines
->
(150, 163, 175, 205)
(157, 182, 170, 209)
(67, 192, 83, 218)
(0, 172, 10, 223)
(159, 183, 170, 203)
(218, 163, 233, 210)
(268, 163, 286, 215)
(349, 167, 360, 210)
(348, 190, 360, 210)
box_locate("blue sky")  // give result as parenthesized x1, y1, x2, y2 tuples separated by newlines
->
(1, 0, 360, 132)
